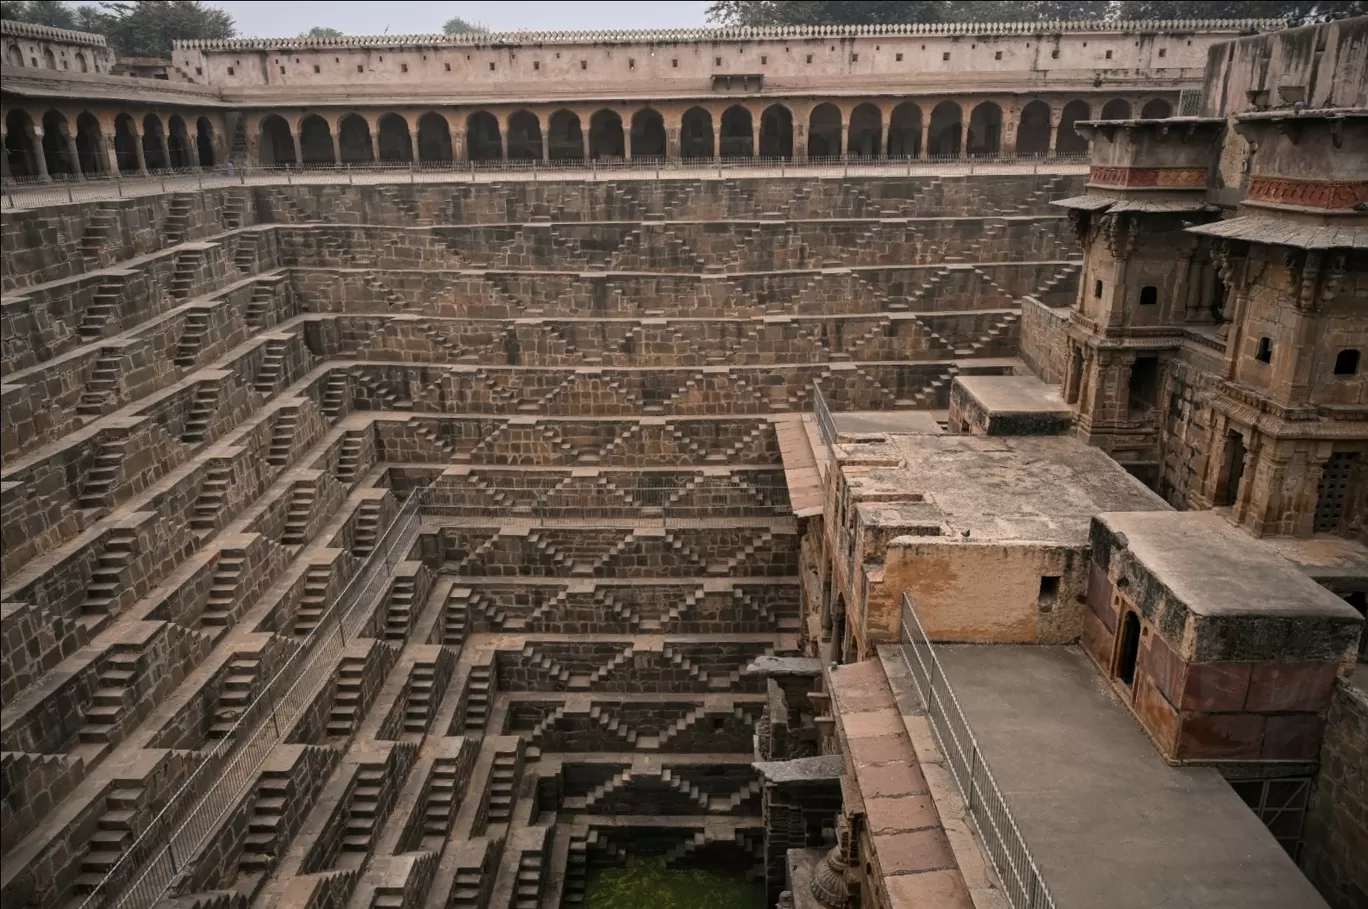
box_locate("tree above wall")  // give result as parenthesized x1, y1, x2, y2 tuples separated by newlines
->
(300, 26, 343, 38)
(706, 0, 1368, 25)
(0, 1, 236, 57)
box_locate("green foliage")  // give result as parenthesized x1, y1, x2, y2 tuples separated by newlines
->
(707, 0, 1368, 24)
(301, 26, 343, 38)
(1, 1, 236, 55)
(583, 862, 765, 909)
(442, 14, 487, 34)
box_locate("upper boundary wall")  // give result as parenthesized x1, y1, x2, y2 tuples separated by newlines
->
(0, 17, 106, 47)
(175, 19, 1281, 51)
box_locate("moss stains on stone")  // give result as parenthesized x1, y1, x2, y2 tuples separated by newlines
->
(584, 861, 765, 909)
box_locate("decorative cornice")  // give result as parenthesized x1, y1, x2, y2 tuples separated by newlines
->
(174, 19, 1283, 52)
(1246, 177, 1368, 211)
(0, 18, 107, 47)
(1089, 165, 1207, 189)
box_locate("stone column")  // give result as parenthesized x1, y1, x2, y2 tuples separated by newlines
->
(751, 113, 759, 158)
(330, 128, 342, 166)
(156, 127, 171, 171)
(499, 119, 509, 162)
(65, 132, 85, 179)
(581, 121, 591, 161)
(959, 118, 970, 158)
(712, 122, 721, 161)
(881, 118, 892, 157)
(292, 131, 304, 167)
(1048, 108, 1061, 156)
(103, 134, 120, 175)
(919, 118, 931, 160)
(370, 120, 382, 163)
(839, 124, 848, 158)
(666, 127, 680, 161)
(541, 129, 550, 163)
(453, 130, 467, 163)
(31, 127, 51, 181)
(624, 122, 632, 162)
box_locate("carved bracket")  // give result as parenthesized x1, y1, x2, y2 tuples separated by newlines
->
(1103, 213, 1138, 261)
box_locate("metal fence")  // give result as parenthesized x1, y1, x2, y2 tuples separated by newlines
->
(812, 384, 838, 451)
(2, 152, 1091, 209)
(899, 592, 1057, 909)
(81, 491, 423, 909)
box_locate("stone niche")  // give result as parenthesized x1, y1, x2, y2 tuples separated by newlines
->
(1083, 510, 1364, 765)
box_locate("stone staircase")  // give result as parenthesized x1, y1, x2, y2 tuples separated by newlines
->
(341, 766, 385, 857)
(78, 273, 128, 341)
(163, 194, 194, 245)
(181, 379, 221, 443)
(514, 851, 543, 909)
(81, 528, 137, 613)
(79, 646, 142, 743)
(173, 310, 211, 367)
(77, 349, 123, 416)
(239, 769, 291, 873)
(72, 785, 144, 893)
(383, 575, 417, 641)
(266, 406, 300, 466)
(254, 338, 289, 393)
(79, 436, 128, 509)
(79, 205, 118, 268)
(463, 664, 491, 730)
(351, 500, 383, 556)
(280, 483, 316, 545)
(336, 433, 364, 485)
(208, 655, 261, 738)
(200, 547, 246, 628)
(327, 657, 366, 737)
(291, 564, 332, 636)
(486, 750, 518, 822)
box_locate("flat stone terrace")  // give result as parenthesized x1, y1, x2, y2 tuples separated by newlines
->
(0, 172, 1083, 909)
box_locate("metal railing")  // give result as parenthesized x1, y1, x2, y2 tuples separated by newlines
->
(81, 491, 423, 909)
(1, 152, 1090, 209)
(899, 592, 1057, 909)
(812, 384, 838, 451)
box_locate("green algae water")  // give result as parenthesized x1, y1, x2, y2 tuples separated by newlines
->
(584, 861, 766, 909)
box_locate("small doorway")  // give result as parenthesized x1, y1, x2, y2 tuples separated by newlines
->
(1217, 432, 1246, 507)
(1115, 610, 1141, 688)
(1314, 451, 1361, 534)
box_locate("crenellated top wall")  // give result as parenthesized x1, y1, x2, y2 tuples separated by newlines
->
(1, 18, 115, 75)
(171, 20, 1277, 104)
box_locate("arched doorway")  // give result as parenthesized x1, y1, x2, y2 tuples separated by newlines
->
(417, 113, 452, 164)
(1056, 100, 1091, 155)
(167, 115, 193, 168)
(1141, 98, 1172, 119)
(680, 107, 713, 160)
(299, 114, 334, 165)
(720, 106, 754, 158)
(928, 101, 963, 157)
(41, 110, 77, 177)
(848, 103, 883, 159)
(338, 114, 372, 163)
(75, 51, 88, 72)
(888, 102, 922, 158)
(547, 110, 583, 161)
(1016, 100, 1051, 156)
(1101, 98, 1132, 120)
(967, 102, 1002, 157)
(7, 43, 23, 67)
(378, 113, 413, 163)
(630, 109, 666, 160)
(808, 103, 841, 158)
(589, 110, 624, 160)
(142, 114, 169, 170)
(76, 112, 104, 175)
(467, 111, 502, 162)
(195, 117, 215, 166)
(258, 114, 295, 166)
(759, 104, 793, 159)
(506, 110, 542, 161)
(113, 113, 140, 173)
(43, 47, 56, 68)
(5, 110, 40, 177)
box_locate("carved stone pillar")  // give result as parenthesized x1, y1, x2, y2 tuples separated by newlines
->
(65, 132, 85, 179)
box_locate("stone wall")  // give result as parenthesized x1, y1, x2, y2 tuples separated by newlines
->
(1019, 296, 1071, 386)
(1301, 678, 1368, 909)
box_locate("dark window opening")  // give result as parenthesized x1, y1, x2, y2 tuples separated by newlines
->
(534, 61, 540, 70)
(942, 52, 950, 61)
(1038, 576, 1061, 610)
(401, 63, 408, 72)
(1217, 431, 1246, 507)
(713, 717, 726, 731)
(1106, 50, 1114, 59)
(806, 54, 813, 63)
(1139, 285, 1158, 306)
(581, 60, 587, 69)
(715, 56, 722, 65)
(1051, 48, 1060, 59)
(1117, 611, 1141, 686)
(628, 58, 635, 69)
(1334, 350, 1360, 376)
(356, 64, 363, 73)
(1256, 337, 1273, 364)
(896, 52, 903, 61)
(850, 53, 858, 62)
(995, 51, 1003, 60)
(445, 62, 451, 71)
(1094, 279, 1104, 299)
(227, 66, 234, 75)
(1128, 356, 1160, 419)
(1159, 48, 1167, 57)
(761, 55, 767, 64)
(313, 64, 320, 73)
(1315, 451, 1361, 534)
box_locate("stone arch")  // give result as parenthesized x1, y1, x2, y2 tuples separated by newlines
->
(41, 109, 77, 177)
(506, 110, 541, 161)
(142, 113, 169, 170)
(589, 110, 624, 160)
(5, 109, 40, 178)
(848, 103, 883, 159)
(1017, 100, 1052, 156)
(1101, 98, 1132, 120)
(467, 110, 502, 162)
(75, 51, 88, 72)
(630, 109, 666, 160)
(76, 111, 105, 174)
(258, 113, 295, 166)
(928, 101, 963, 157)
(113, 113, 140, 173)
(417, 113, 452, 164)
(967, 102, 1002, 157)
(888, 102, 922, 158)
(808, 103, 842, 158)
(299, 114, 334, 165)
(759, 104, 793, 159)
(196, 117, 215, 167)
(720, 106, 753, 159)
(167, 114, 194, 168)
(547, 109, 583, 161)
(378, 113, 413, 163)
(338, 114, 372, 164)
(6, 43, 22, 67)
(680, 107, 713, 160)
(43, 47, 56, 69)
(1141, 98, 1172, 119)
(1057, 100, 1091, 155)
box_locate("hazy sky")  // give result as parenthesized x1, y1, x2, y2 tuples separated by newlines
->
(211, 1, 715, 39)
